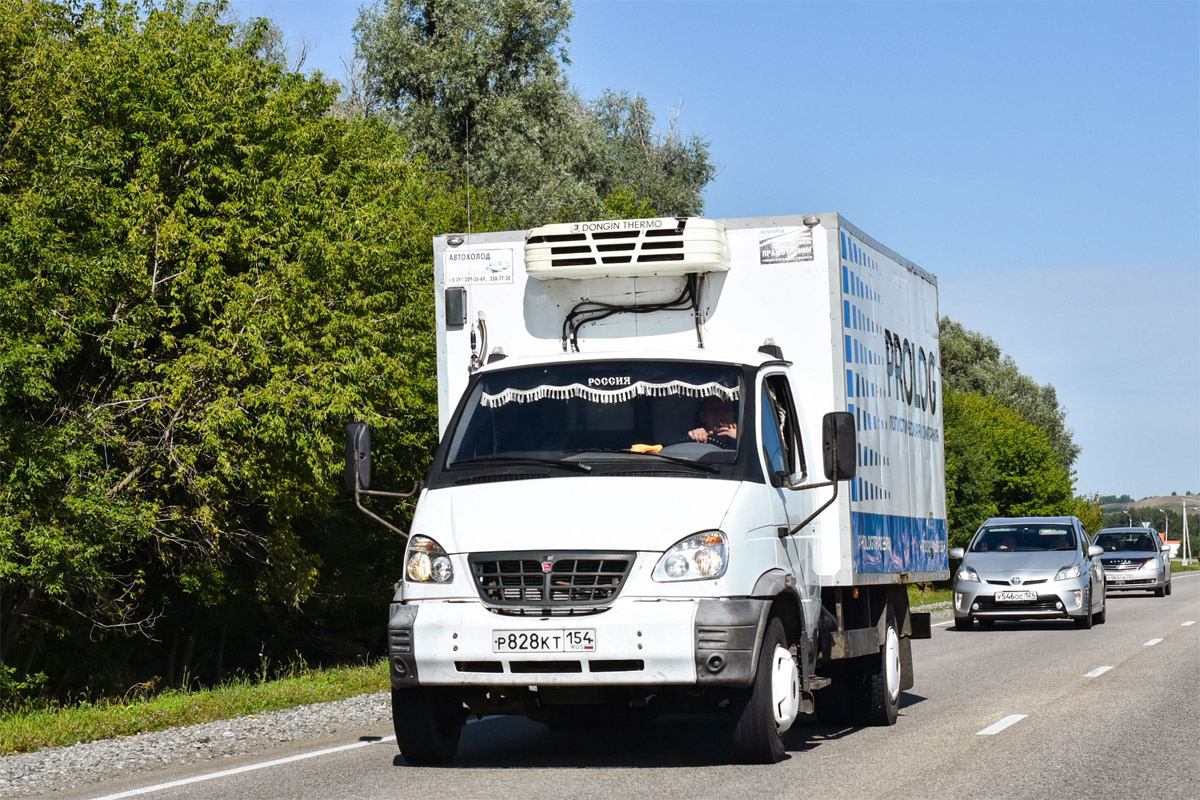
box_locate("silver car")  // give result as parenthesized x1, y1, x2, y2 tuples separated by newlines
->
(949, 516, 1106, 631)
(1094, 527, 1173, 596)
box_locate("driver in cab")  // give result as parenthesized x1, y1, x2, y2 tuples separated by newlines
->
(687, 396, 738, 449)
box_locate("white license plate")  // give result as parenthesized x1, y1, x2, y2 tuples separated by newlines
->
(995, 590, 1037, 602)
(492, 629, 596, 653)
(1109, 577, 1127, 584)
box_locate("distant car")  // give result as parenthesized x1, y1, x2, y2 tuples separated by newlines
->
(1094, 527, 1172, 596)
(949, 516, 1106, 631)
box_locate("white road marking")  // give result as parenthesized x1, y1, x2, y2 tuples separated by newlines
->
(1084, 666, 1113, 677)
(976, 714, 1027, 735)
(1144, 638, 1163, 646)
(933, 620, 953, 627)
(89, 736, 397, 800)
(1183, 621, 1195, 626)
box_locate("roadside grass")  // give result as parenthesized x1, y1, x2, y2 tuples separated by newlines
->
(1171, 560, 1200, 573)
(0, 660, 388, 756)
(909, 583, 953, 607)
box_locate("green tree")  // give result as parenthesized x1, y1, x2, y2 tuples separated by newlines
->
(940, 318, 1079, 469)
(0, 0, 463, 698)
(942, 388, 1074, 548)
(354, 0, 714, 227)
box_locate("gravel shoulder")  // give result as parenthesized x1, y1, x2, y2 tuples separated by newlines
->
(0, 692, 392, 798)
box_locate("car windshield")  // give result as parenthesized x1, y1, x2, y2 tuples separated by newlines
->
(969, 524, 1077, 552)
(1095, 532, 1158, 552)
(445, 361, 743, 467)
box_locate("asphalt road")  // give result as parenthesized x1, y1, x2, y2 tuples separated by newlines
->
(64, 573, 1199, 800)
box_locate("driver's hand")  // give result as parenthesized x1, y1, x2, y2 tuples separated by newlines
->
(687, 426, 709, 443)
(713, 423, 737, 439)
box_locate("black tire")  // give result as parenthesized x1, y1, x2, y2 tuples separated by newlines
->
(1154, 584, 1166, 597)
(977, 618, 995, 629)
(1094, 603, 1106, 625)
(731, 616, 793, 764)
(1165, 580, 1172, 596)
(392, 688, 465, 765)
(953, 617, 972, 631)
(858, 610, 901, 726)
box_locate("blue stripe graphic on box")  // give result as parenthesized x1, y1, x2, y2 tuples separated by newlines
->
(852, 512, 948, 573)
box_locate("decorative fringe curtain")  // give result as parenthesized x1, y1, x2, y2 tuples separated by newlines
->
(481, 381, 740, 408)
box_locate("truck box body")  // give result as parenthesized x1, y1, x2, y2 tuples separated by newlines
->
(433, 213, 947, 587)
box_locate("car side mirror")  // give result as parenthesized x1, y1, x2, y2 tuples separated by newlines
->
(822, 411, 856, 481)
(1087, 544, 1103, 558)
(1161, 544, 1172, 553)
(344, 422, 371, 492)
(948, 547, 965, 560)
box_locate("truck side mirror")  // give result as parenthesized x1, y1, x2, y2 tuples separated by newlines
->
(344, 422, 371, 492)
(822, 411, 856, 481)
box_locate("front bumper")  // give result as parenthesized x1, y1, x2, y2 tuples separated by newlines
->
(1103, 565, 1165, 591)
(953, 575, 1088, 621)
(387, 597, 768, 689)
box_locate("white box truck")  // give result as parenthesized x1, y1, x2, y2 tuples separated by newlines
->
(345, 213, 947, 764)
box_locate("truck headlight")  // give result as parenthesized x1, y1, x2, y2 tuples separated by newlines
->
(1054, 564, 1082, 581)
(406, 535, 454, 583)
(652, 531, 728, 582)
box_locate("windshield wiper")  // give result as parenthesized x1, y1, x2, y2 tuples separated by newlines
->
(451, 456, 592, 473)
(562, 448, 720, 474)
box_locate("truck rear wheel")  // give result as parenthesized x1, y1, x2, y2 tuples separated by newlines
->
(392, 688, 465, 765)
(858, 612, 901, 726)
(731, 616, 796, 763)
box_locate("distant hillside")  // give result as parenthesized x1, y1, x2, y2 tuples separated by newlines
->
(1129, 495, 1200, 510)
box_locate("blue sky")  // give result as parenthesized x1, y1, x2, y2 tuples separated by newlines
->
(230, 0, 1200, 502)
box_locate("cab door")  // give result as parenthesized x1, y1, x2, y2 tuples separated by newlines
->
(758, 370, 819, 635)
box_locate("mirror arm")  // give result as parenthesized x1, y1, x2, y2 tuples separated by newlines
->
(781, 477, 840, 537)
(353, 473, 420, 542)
(777, 416, 853, 537)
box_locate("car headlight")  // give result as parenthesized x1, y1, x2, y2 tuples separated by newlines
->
(956, 565, 981, 582)
(652, 531, 728, 582)
(1143, 558, 1159, 569)
(406, 535, 454, 583)
(1054, 564, 1082, 581)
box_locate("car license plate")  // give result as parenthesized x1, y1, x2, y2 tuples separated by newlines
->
(995, 590, 1037, 602)
(1109, 577, 1127, 584)
(492, 629, 596, 653)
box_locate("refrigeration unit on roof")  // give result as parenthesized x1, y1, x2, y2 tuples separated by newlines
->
(524, 217, 730, 280)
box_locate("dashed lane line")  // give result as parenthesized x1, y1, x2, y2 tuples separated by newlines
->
(976, 714, 1027, 736)
(1084, 666, 1113, 678)
(1143, 638, 1163, 646)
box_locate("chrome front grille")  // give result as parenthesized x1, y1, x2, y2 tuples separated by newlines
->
(469, 552, 634, 608)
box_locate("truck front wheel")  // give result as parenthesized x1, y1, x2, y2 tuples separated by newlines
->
(731, 616, 797, 764)
(392, 688, 465, 765)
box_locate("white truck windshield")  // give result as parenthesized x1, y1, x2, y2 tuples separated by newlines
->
(445, 361, 743, 466)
